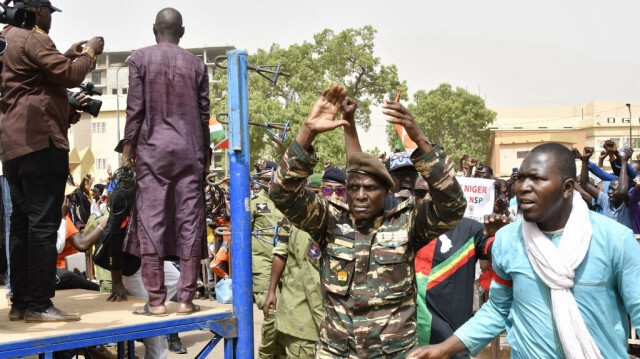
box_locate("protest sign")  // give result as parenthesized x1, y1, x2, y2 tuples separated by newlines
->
(456, 177, 495, 223)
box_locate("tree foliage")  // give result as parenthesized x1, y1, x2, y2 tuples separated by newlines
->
(211, 26, 407, 168)
(385, 83, 496, 161)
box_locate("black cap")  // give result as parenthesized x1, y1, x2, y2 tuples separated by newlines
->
(14, 0, 61, 12)
(347, 152, 394, 189)
(261, 160, 278, 170)
(322, 167, 346, 184)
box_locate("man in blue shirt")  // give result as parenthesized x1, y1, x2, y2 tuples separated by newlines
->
(407, 143, 640, 359)
(580, 146, 632, 230)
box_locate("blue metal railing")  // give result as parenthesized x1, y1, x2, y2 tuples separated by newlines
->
(227, 50, 254, 359)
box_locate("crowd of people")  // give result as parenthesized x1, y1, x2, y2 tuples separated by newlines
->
(0, 1, 638, 359)
(0, 3, 202, 358)
(228, 85, 639, 359)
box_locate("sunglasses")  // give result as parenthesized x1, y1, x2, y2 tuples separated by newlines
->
(322, 187, 346, 197)
(414, 189, 429, 199)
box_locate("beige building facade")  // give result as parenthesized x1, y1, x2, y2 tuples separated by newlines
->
(68, 46, 234, 182)
(487, 101, 639, 177)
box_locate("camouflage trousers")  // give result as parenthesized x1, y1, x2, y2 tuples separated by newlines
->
(314, 341, 414, 359)
(254, 291, 277, 359)
(273, 331, 315, 359)
(313, 305, 418, 359)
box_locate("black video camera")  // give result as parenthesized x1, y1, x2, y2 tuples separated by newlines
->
(0, 0, 37, 29)
(68, 82, 102, 117)
(0, 0, 40, 54)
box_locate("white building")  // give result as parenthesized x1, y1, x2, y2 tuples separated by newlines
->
(68, 46, 234, 182)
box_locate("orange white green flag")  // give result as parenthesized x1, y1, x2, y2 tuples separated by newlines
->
(209, 118, 225, 142)
(392, 90, 417, 152)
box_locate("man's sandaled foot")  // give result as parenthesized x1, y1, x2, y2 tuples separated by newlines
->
(132, 303, 168, 317)
(176, 303, 201, 315)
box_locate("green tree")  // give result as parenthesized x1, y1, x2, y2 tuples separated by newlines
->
(211, 26, 407, 168)
(365, 146, 383, 158)
(385, 83, 496, 161)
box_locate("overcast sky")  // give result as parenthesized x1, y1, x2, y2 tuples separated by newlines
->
(49, 0, 640, 108)
(47, 0, 640, 150)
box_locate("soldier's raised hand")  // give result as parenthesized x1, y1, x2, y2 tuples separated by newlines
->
(341, 96, 358, 126)
(382, 101, 429, 149)
(303, 85, 349, 135)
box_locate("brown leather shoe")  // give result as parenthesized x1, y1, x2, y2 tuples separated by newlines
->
(24, 306, 81, 322)
(8, 307, 25, 321)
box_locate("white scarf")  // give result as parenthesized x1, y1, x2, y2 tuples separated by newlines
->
(521, 191, 602, 359)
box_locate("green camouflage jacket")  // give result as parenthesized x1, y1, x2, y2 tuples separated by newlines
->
(272, 226, 325, 341)
(251, 188, 287, 293)
(270, 141, 466, 358)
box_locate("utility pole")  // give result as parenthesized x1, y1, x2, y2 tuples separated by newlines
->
(116, 56, 131, 167)
(627, 103, 632, 148)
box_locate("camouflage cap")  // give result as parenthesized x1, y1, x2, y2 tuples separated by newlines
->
(307, 173, 322, 188)
(347, 152, 394, 189)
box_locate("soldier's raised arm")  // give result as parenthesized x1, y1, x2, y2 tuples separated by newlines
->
(270, 85, 349, 242)
(382, 101, 466, 247)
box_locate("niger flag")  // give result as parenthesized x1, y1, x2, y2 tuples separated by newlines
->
(209, 118, 225, 141)
(391, 90, 417, 152)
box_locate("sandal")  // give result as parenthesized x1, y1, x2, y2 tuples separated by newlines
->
(176, 303, 201, 315)
(132, 303, 169, 317)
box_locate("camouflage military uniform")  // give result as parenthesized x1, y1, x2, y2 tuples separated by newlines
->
(272, 225, 325, 358)
(252, 188, 287, 358)
(270, 141, 466, 358)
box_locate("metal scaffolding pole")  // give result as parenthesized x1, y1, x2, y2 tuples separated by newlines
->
(227, 50, 253, 359)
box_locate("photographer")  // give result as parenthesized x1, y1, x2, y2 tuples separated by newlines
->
(0, 0, 104, 322)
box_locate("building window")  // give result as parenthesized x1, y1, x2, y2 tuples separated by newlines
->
(95, 158, 107, 170)
(91, 122, 106, 134)
(517, 151, 529, 159)
(122, 88, 127, 94)
(632, 138, 640, 149)
(112, 89, 117, 95)
(91, 71, 101, 85)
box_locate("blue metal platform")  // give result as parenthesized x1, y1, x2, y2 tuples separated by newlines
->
(0, 50, 259, 359)
(0, 289, 236, 358)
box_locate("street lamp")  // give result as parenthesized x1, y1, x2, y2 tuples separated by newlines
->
(116, 55, 131, 167)
(627, 103, 632, 149)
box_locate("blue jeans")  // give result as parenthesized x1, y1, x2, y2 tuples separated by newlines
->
(1, 176, 11, 296)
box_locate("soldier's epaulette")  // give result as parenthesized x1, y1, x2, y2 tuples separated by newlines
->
(384, 197, 415, 219)
(327, 197, 348, 212)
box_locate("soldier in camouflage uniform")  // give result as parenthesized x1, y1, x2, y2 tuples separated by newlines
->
(264, 168, 347, 358)
(252, 160, 288, 358)
(270, 85, 466, 358)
